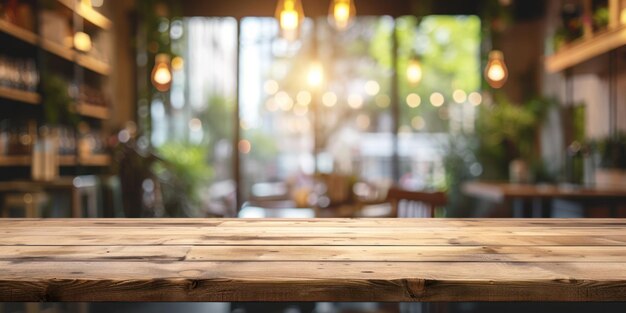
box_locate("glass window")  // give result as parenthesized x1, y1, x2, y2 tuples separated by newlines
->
(150, 17, 238, 216)
(396, 15, 481, 190)
(149, 15, 481, 213)
(239, 17, 316, 207)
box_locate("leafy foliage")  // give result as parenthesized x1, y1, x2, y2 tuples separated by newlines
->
(589, 134, 626, 170)
(42, 74, 78, 126)
(153, 142, 213, 216)
(394, 16, 481, 132)
(475, 96, 554, 180)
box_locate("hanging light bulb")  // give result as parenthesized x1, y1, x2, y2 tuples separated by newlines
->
(485, 50, 509, 89)
(151, 54, 172, 92)
(73, 32, 92, 52)
(406, 57, 423, 86)
(275, 0, 304, 41)
(328, 0, 356, 31)
(307, 62, 325, 87)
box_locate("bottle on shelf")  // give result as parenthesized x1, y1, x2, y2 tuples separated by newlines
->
(31, 126, 59, 181)
(0, 55, 39, 91)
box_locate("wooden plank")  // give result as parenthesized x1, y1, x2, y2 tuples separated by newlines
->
(3, 218, 626, 228)
(0, 232, 625, 246)
(5, 225, 626, 238)
(56, 0, 112, 30)
(58, 155, 77, 167)
(76, 103, 109, 119)
(41, 39, 75, 62)
(1, 245, 626, 263)
(76, 54, 111, 76)
(1, 261, 626, 301)
(0, 155, 32, 167)
(545, 25, 626, 73)
(0, 219, 625, 302)
(78, 154, 110, 166)
(0, 19, 38, 44)
(0, 86, 40, 105)
(75, 2, 112, 30)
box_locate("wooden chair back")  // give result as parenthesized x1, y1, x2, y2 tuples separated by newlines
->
(386, 187, 447, 218)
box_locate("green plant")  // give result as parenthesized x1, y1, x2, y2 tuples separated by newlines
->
(442, 134, 480, 216)
(589, 134, 626, 170)
(593, 6, 610, 30)
(474, 95, 554, 180)
(42, 74, 78, 126)
(153, 142, 214, 217)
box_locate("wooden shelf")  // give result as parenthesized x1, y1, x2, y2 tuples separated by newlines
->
(0, 19, 38, 45)
(63, 154, 112, 166)
(79, 154, 110, 166)
(0, 154, 110, 167)
(76, 54, 111, 76)
(41, 38, 75, 62)
(0, 155, 31, 167)
(546, 25, 626, 73)
(56, 0, 112, 30)
(40, 39, 110, 76)
(0, 86, 40, 105)
(76, 103, 110, 119)
(58, 155, 77, 166)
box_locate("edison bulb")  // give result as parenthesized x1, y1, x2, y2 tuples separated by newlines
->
(275, 0, 304, 41)
(74, 32, 92, 52)
(307, 62, 324, 87)
(406, 59, 423, 85)
(280, 7, 298, 31)
(329, 0, 356, 31)
(485, 50, 508, 89)
(151, 54, 172, 92)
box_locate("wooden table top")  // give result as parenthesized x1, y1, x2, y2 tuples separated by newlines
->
(463, 181, 626, 202)
(2, 218, 626, 302)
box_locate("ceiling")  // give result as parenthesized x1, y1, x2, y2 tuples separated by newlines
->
(180, 0, 545, 21)
(181, 0, 481, 19)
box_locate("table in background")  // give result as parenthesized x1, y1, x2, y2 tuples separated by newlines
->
(463, 181, 626, 217)
(1, 218, 626, 302)
(238, 206, 315, 218)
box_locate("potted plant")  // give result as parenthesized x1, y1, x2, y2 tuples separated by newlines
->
(590, 134, 626, 189)
(475, 96, 553, 183)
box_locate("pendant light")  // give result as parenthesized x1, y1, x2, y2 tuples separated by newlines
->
(73, 32, 92, 52)
(307, 62, 325, 88)
(485, 50, 508, 89)
(275, 0, 305, 41)
(151, 54, 172, 92)
(328, 0, 356, 31)
(406, 57, 423, 86)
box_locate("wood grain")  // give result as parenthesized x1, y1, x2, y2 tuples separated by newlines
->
(1, 218, 626, 301)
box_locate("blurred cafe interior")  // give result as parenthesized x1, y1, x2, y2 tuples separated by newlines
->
(3, 0, 626, 312)
(0, 0, 625, 220)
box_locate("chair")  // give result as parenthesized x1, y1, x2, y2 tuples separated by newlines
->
(358, 187, 447, 218)
(387, 187, 447, 218)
